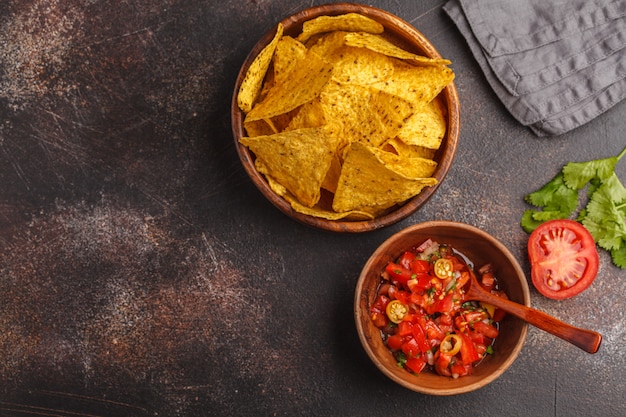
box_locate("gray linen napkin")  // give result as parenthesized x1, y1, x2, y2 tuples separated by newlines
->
(443, 0, 626, 136)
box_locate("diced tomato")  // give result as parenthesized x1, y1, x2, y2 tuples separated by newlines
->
(406, 356, 427, 374)
(435, 314, 454, 334)
(411, 259, 431, 274)
(429, 293, 455, 315)
(385, 263, 414, 288)
(456, 271, 470, 289)
(468, 330, 486, 346)
(450, 362, 472, 377)
(406, 273, 431, 293)
(411, 321, 431, 353)
(435, 353, 452, 376)
(423, 320, 446, 343)
(397, 321, 413, 337)
(370, 312, 388, 328)
(371, 294, 390, 312)
(370, 295, 391, 328)
(402, 337, 421, 358)
(481, 271, 496, 290)
(458, 331, 480, 364)
(386, 334, 404, 351)
(398, 251, 416, 270)
(473, 321, 499, 339)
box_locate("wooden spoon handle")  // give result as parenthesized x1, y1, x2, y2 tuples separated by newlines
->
(479, 291, 602, 354)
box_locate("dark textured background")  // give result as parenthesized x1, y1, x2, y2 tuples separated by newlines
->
(1, 1, 625, 416)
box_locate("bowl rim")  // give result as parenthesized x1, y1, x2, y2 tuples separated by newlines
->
(353, 220, 530, 395)
(231, 3, 460, 233)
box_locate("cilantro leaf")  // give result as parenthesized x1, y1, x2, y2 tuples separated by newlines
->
(520, 172, 578, 233)
(563, 155, 619, 189)
(582, 174, 626, 251)
(611, 245, 626, 269)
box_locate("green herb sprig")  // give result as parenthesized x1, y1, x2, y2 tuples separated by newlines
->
(521, 146, 626, 269)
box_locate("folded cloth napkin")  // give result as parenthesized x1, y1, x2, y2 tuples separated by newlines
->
(443, 0, 626, 136)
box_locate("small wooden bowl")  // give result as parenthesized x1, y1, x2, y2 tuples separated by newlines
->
(354, 221, 530, 395)
(231, 3, 460, 233)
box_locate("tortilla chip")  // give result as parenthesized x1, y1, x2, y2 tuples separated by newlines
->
(307, 30, 349, 56)
(319, 81, 414, 149)
(386, 138, 437, 160)
(397, 98, 447, 150)
(371, 60, 454, 106)
(368, 147, 438, 178)
(244, 119, 275, 137)
(238, 23, 284, 113)
(284, 192, 375, 220)
(321, 152, 342, 193)
(326, 45, 395, 85)
(245, 48, 333, 122)
(240, 126, 340, 207)
(332, 142, 437, 213)
(297, 13, 384, 43)
(285, 99, 327, 131)
(273, 36, 308, 85)
(343, 32, 451, 66)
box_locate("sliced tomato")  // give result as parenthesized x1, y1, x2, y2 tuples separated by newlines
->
(528, 219, 599, 300)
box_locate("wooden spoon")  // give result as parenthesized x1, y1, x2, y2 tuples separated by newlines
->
(464, 268, 602, 354)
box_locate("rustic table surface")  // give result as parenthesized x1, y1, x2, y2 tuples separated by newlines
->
(1, 1, 625, 416)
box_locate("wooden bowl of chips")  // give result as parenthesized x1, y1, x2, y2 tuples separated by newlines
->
(355, 221, 530, 395)
(232, 3, 460, 232)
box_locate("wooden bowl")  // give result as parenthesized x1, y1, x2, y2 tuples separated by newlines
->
(231, 3, 460, 233)
(354, 221, 530, 395)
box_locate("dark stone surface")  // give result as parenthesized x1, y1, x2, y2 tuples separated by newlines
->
(1, 1, 624, 416)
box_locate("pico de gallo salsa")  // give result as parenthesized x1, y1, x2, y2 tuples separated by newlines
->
(370, 239, 508, 378)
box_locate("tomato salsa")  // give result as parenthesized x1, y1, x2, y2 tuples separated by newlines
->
(370, 239, 508, 378)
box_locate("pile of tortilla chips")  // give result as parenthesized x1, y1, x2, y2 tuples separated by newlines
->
(237, 13, 454, 221)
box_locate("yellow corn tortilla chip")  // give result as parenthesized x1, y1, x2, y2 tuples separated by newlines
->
(245, 48, 333, 122)
(306, 30, 349, 56)
(386, 138, 437, 160)
(343, 32, 451, 66)
(285, 99, 327, 131)
(326, 45, 395, 85)
(284, 192, 375, 220)
(319, 81, 414, 149)
(297, 13, 384, 43)
(273, 36, 308, 85)
(321, 152, 342, 194)
(238, 23, 284, 113)
(332, 142, 437, 213)
(244, 119, 275, 137)
(240, 126, 340, 207)
(397, 98, 447, 150)
(371, 60, 454, 106)
(368, 146, 438, 178)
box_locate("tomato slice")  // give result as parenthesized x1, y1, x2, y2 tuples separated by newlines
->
(528, 219, 599, 300)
